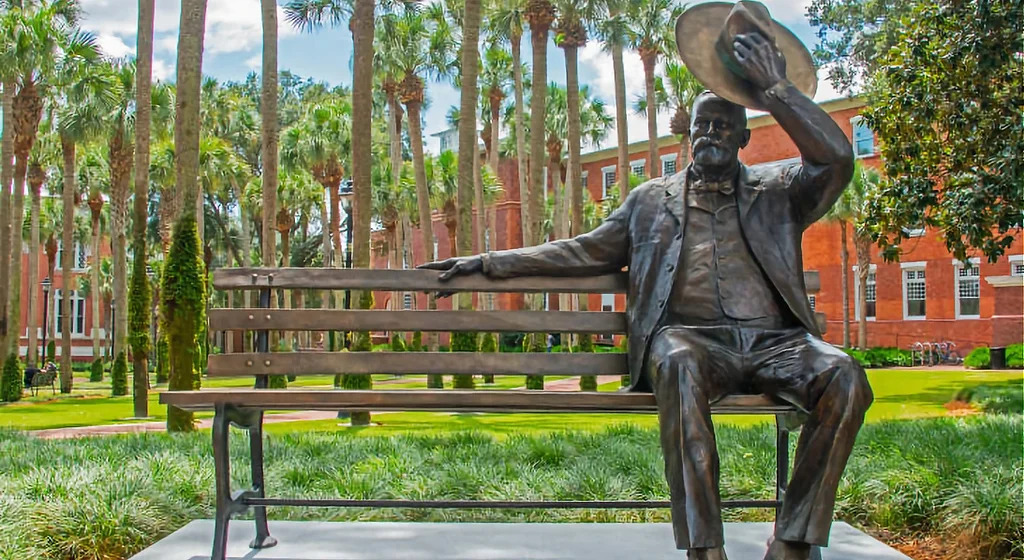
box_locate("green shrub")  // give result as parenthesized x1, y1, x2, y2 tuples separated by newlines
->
(45, 341, 55, 363)
(843, 347, 912, 368)
(390, 333, 407, 352)
(450, 332, 478, 389)
(955, 381, 1023, 415)
(160, 212, 207, 432)
(128, 255, 151, 372)
(964, 347, 991, 369)
(480, 333, 497, 384)
(89, 358, 104, 382)
(155, 337, 169, 384)
(1006, 343, 1024, 369)
(523, 332, 547, 390)
(342, 290, 374, 425)
(411, 331, 423, 352)
(110, 352, 129, 396)
(1, 354, 23, 402)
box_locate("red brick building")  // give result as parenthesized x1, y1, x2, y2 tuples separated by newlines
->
(376, 95, 1024, 352)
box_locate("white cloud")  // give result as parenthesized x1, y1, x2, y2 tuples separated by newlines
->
(80, 0, 298, 57)
(245, 54, 262, 70)
(152, 58, 173, 81)
(95, 33, 134, 59)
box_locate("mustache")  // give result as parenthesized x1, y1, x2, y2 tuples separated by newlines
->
(693, 137, 724, 151)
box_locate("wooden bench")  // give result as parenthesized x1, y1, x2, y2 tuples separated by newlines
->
(161, 267, 822, 560)
(23, 362, 57, 396)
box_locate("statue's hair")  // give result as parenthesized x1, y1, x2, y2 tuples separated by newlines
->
(692, 90, 748, 128)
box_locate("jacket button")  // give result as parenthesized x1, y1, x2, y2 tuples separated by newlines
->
(658, 299, 666, 308)
(666, 264, 675, 272)
(674, 234, 682, 241)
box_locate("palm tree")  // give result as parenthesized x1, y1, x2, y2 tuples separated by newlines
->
(374, 9, 406, 190)
(24, 133, 54, 366)
(632, 61, 704, 170)
(430, 149, 460, 259)
(524, 0, 556, 247)
(164, 0, 209, 433)
(261, 0, 279, 279)
(78, 145, 109, 363)
(487, 0, 530, 246)
(130, 0, 156, 416)
(851, 164, 880, 349)
(594, 0, 630, 199)
(4, 0, 81, 358)
(626, 0, 684, 180)
(104, 59, 136, 363)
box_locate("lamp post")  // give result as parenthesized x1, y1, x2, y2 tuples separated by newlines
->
(40, 276, 51, 365)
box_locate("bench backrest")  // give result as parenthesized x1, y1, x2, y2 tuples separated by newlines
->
(208, 268, 822, 380)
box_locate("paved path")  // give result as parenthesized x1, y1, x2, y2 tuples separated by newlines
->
(30, 376, 624, 439)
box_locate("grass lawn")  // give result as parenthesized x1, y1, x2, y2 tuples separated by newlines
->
(2, 368, 1019, 432)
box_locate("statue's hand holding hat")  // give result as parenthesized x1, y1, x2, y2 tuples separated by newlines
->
(676, 1, 817, 110)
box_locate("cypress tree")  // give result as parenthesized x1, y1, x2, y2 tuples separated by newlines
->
(450, 332, 478, 389)
(89, 358, 104, 382)
(0, 355, 23, 402)
(110, 351, 128, 396)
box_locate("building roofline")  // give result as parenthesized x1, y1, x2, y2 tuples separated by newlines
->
(581, 94, 866, 164)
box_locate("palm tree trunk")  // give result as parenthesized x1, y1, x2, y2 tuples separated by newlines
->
(90, 208, 102, 361)
(839, 220, 850, 348)
(474, 145, 485, 254)
(611, 42, 629, 199)
(642, 54, 659, 179)
(404, 98, 439, 359)
(347, 0, 375, 424)
(8, 154, 28, 358)
(511, 34, 530, 247)
(59, 135, 75, 392)
(167, 0, 209, 432)
(457, 0, 481, 265)
(489, 98, 500, 177)
(27, 174, 42, 365)
(261, 0, 278, 269)
(130, 0, 155, 416)
(855, 233, 871, 349)
(388, 92, 403, 187)
(0, 80, 13, 354)
(565, 44, 583, 238)
(528, 20, 549, 247)
(111, 143, 133, 361)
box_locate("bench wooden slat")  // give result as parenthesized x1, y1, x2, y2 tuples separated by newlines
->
(213, 268, 629, 293)
(210, 309, 628, 333)
(208, 352, 628, 377)
(160, 389, 796, 414)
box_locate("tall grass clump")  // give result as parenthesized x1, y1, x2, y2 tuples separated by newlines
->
(0, 416, 1019, 559)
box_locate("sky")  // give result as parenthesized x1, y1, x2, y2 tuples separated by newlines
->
(78, 0, 848, 155)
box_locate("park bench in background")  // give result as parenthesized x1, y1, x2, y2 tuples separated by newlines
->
(23, 362, 57, 397)
(161, 267, 823, 560)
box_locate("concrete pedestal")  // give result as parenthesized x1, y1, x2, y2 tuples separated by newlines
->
(130, 520, 910, 560)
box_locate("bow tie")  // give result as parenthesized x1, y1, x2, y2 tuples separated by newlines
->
(689, 179, 735, 196)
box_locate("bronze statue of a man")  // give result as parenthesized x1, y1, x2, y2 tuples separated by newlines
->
(423, 3, 872, 559)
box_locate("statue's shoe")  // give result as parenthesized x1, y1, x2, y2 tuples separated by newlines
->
(688, 547, 729, 560)
(763, 536, 822, 560)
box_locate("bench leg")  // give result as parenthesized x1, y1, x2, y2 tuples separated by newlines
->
(212, 406, 232, 560)
(775, 413, 790, 519)
(248, 412, 277, 549)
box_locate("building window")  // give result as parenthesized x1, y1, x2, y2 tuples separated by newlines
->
(662, 158, 677, 177)
(901, 263, 927, 319)
(853, 265, 877, 320)
(601, 166, 616, 199)
(807, 295, 816, 311)
(403, 293, 413, 310)
(954, 259, 980, 318)
(1010, 255, 1024, 276)
(580, 171, 588, 191)
(56, 240, 87, 271)
(54, 289, 86, 335)
(630, 159, 645, 179)
(851, 116, 874, 157)
(598, 293, 616, 343)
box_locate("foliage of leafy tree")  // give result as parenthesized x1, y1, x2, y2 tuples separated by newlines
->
(110, 351, 128, 397)
(813, 0, 1023, 262)
(90, 358, 104, 382)
(450, 332, 478, 389)
(160, 213, 206, 432)
(0, 355, 22, 402)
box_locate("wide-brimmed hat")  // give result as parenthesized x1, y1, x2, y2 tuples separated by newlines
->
(675, 1, 817, 111)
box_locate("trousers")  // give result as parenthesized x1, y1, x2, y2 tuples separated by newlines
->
(646, 325, 873, 549)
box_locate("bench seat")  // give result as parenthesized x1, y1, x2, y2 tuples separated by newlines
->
(161, 389, 794, 414)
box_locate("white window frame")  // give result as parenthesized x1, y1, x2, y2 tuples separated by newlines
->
(1010, 255, 1024, 276)
(953, 257, 981, 319)
(807, 294, 816, 311)
(900, 261, 927, 320)
(852, 264, 878, 321)
(601, 165, 616, 199)
(57, 240, 89, 272)
(580, 171, 588, 191)
(630, 159, 646, 179)
(850, 116, 875, 158)
(54, 289, 87, 337)
(902, 226, 926, 238)
(660, 153, 678, 177)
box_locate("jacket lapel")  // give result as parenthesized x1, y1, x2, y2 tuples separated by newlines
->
(664, 168, 687, 225)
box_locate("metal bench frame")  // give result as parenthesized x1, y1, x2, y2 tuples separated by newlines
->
(162, 268, 821, 560)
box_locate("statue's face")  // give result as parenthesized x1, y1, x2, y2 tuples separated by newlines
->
(690, 95, 750, 171)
